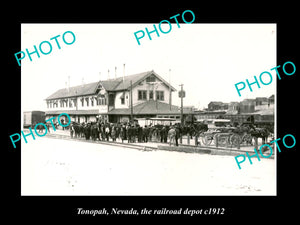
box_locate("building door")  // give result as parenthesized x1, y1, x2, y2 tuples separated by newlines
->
(108, 93, 115, 112)
(108, 93, 115, 107)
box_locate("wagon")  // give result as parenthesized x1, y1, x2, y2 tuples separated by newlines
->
(200, 119, 231, 146)
(200, 119, 252, 147)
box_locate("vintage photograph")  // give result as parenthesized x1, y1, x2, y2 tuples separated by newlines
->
(21, 23, 276, 195)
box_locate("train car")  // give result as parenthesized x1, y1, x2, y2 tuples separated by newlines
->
(23, 111, 45, 128)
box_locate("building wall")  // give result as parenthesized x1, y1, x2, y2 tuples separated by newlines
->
(76, 95, 103, 111)
(114, 91, 130, 109)
(111, 80, 172, 110)
(132, 80, 171, 106)
(46, 94, 108, 113)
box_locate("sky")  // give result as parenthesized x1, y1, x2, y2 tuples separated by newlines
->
(21, 23, 276, 111)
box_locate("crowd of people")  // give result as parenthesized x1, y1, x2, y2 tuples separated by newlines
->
(69, 121, 183, 146)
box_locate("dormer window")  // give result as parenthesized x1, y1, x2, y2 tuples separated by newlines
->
(146, 75, 156, 83)
(95, 84, 103, 94)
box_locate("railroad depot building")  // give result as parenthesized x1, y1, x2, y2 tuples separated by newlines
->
(45, 70, 191, 124)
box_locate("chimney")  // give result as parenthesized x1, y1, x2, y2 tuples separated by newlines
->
(123, 64, 125, 90)
(82, 77, 85, 87)
(99, 72, 101, 81)
(115, 66, 117, 80)
(123, 64, 125, 81)
(68, 75, 70, 92)
(108, 69, 110, 80)
(169, 69, 171, 110)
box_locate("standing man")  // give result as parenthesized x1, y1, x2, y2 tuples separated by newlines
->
(111, 126, 116, 142)
(46, 122, 50, 133)
(138, 125, 143, 142)
(70, 123, 74, 138)
(168, 126, 176, 146)
(61, 118, 65, 130)
(160, 126, 165, 143)
(128, 125, 132, 143)
(164, 126, 168, 143)
(143, 125, 149, 143)
(120, 125, 125, 143)
(105, 124, 110, 141)
(175, 124, 180, 146)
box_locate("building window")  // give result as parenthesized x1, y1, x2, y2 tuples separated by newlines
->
(73, 99, 77, 107)
(97, 97, 107, 105)
(120, 92, 125, 105)
(85, 98, 89, 107)
(91, 98, 94, 106)
(81, 98, 84, 107)
(156, 91, 164, 101)
(138, 90, 147, 100)
(149, 90, 154, 100)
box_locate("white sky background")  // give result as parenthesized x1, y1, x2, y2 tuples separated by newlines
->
(21, 23, 276, 111)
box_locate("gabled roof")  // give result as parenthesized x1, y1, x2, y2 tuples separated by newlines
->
(46, 70, 176, 100)
(95, 71, 150, 92)
(100, 70, 176, 91)
(46, 82, 99, 100)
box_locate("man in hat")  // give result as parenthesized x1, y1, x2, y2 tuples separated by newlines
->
(168, 125, 176, 146)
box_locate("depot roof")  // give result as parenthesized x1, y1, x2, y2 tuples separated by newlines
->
(46, 70, 176, 100)
(108, 100, 194, 115)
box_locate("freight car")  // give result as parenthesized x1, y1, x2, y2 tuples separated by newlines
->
(23, 111, 45, 128)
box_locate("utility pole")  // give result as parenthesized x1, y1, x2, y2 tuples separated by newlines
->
(130, 80, 133, 123)
(179, 84, 184, 124)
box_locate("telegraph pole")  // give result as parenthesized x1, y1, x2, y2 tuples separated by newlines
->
(179, 84, 184, 124)
(130, 80, 133, 123)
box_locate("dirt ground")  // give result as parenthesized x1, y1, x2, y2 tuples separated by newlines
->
(21, 137, 276, 195)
